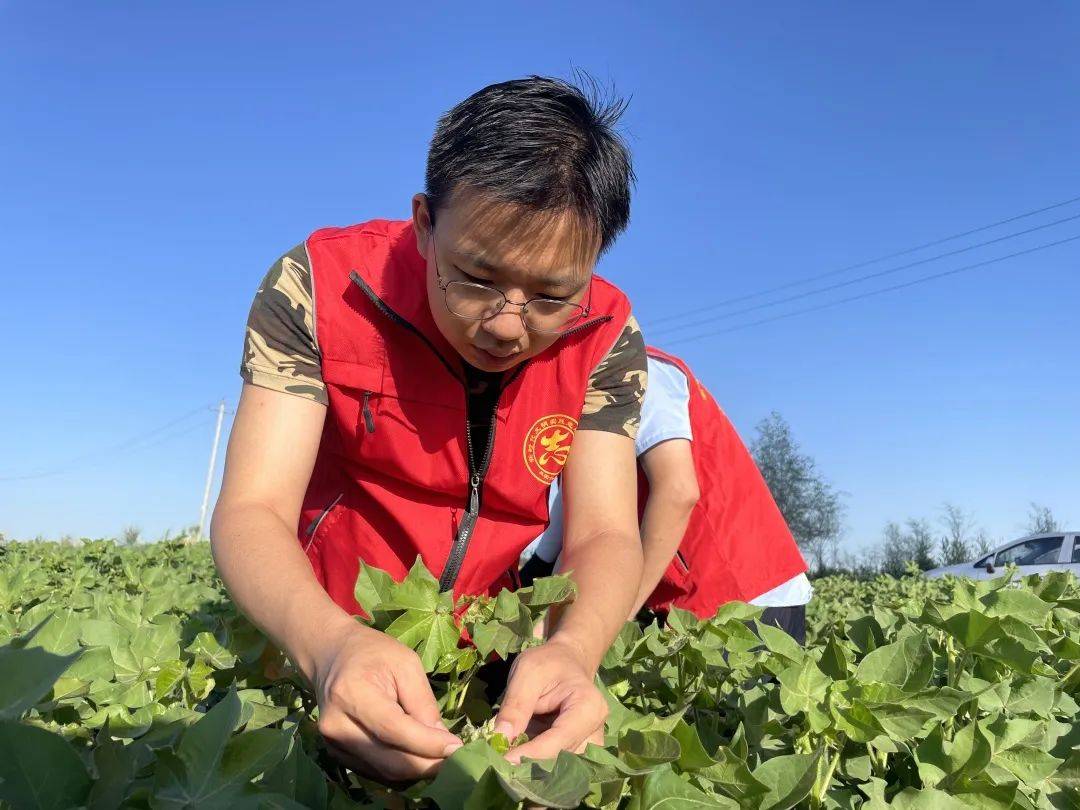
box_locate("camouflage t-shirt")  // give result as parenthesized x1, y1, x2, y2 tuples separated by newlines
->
(241, 245, 648, 438)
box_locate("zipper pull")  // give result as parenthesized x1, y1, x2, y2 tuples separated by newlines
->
(362, 391, 375, 434)
(468, 473, 480, 515)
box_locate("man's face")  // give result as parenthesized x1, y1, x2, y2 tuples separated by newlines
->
(412, 190, 600, 373)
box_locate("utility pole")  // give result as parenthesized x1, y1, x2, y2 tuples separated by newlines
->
(195, 400, 226, 543)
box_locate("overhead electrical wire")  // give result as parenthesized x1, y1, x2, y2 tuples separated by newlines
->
(665, 232, 1080, 346)
(651, 210, 1080, 337)
(0, 404, 219, 482)
(648, 193, 1080, 326)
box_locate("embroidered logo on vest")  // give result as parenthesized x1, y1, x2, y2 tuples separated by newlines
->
(523, 414, 578, 484)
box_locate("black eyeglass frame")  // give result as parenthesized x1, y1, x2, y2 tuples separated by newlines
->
(428, 230, 592, 335)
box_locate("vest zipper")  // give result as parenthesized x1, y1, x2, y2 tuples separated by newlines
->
(349, 270, 613, 592)
(675, 549, 690, 574)
(437, 361, 527, 592)
(303, 492, 344, 551)
(361, 391, 375, 433)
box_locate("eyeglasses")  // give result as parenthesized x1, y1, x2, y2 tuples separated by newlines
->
(430, 232, 590, 335)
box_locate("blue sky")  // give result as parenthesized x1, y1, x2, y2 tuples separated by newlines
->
(2, 2, 1077, 553)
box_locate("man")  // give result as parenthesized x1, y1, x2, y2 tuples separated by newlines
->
(210, 77, 648, 781)
(523, 346, 811, 642)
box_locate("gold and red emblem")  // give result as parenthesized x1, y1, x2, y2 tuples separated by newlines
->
(523, 414, 578, 484)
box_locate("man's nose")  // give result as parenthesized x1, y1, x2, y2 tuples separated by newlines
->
(481, 305, 527, 342)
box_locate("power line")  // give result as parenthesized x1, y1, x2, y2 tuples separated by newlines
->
(648, 193, 1080, 326)
(0, 404, 219, 482)
(665, 232, 1080, 346)
(651, 210, 1080, 336)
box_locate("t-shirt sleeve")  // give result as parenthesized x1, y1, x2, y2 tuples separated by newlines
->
(578, 314, 648, 439)
(635, 355, 692, 455)
(240, 243, 328, 405)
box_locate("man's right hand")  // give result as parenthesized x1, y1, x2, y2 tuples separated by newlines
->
(309, 620, 462, 781)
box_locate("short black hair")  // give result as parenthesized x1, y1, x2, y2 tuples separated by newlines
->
(425, 74, 635, 254)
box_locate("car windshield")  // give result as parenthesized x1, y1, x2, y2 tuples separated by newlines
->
(995, 536, 1063, 567)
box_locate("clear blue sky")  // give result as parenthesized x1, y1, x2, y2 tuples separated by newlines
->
(2, 2, 1077, 552)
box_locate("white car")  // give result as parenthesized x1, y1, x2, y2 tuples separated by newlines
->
(925, 531, 1080, 580)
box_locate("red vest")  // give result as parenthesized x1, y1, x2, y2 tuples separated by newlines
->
(641, 347, 808, 618)
(297, 219, 632, 614)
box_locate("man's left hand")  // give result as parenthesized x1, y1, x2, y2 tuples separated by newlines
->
(493, 637, 608, 764)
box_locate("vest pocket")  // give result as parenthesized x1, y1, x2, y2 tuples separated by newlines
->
(304, 492, 344, 552)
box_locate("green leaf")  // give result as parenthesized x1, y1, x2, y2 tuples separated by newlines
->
(169, 689, 243, 791)
(618, 729, 682, 772)
(154, 659, 187, 700)
(87, 732, 139, 810)
(817, 637, 850, 680)
(220, 729, 295, 788)
(698, 746, 770, 803)
(79, 617, 123, 649)
(259, 737, 329, 809)
(981, 588, 1053, 625)
(25, 610, 82, 655)
(777, 659, 831, 717)
(385, 609, 460, 671)
(186, 631, 238, 670)
(751, 750, 823, 810)
(854, 632, 933, 692)
(495, 751, 592, 808)
(756, 621, 805, 665)
(890, 787, 971, 809)
(628, 765, 738, 809)
(583, 742, 657, 777)
(154, 698, 293, 808)
(382, 557, 445, 612)
(1005, 676, 1056, 715)
(515, 575, 577, 608)
(0, 642, 80, 719)
(422, 740, 505, 809)
(943, 610, 1002, 650)
(237, 689, 290, 731)
(845, 615, 885, 654)
(992, 745, 1062, 786)
(354, 560, 397, 620)
(0, 719, 92, 809)
(670, 720, 717, 771)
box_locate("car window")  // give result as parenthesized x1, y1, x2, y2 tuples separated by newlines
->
(974, 555, 992, 568)
(995, 536, 1064, 566)
(1072, 537, 1080, 564)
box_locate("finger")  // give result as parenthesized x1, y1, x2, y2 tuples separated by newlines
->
(507, 694, 606, 763)
(494, 664, 546, 740)
(360, 695, 462, 758)
(396, 657, 454, 731)
(321, 710, 445, 781)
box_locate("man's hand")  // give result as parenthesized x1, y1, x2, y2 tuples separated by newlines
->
(494, 637, 608, 764)
(311, 620, 462, 781)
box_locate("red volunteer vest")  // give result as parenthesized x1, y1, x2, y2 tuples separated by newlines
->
(641, 347, 808, 618)
(297, 219, 632, 614)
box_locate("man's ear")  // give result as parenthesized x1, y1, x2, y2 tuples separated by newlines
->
(412, 193, 432, 254)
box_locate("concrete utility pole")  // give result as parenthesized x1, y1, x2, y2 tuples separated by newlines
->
(195, 400, 226, 543)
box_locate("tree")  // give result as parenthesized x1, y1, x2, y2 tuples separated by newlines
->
(121, 525, 141, 546)
(939, 502, 975, 565)
(880, 521, 909, 578)
(906, 518, 937, 571)
(972, 529, 993, 557)
(1026, 503, 1060, 534)
(879, 518, 937, 577)
(751, 412, 845, 573)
